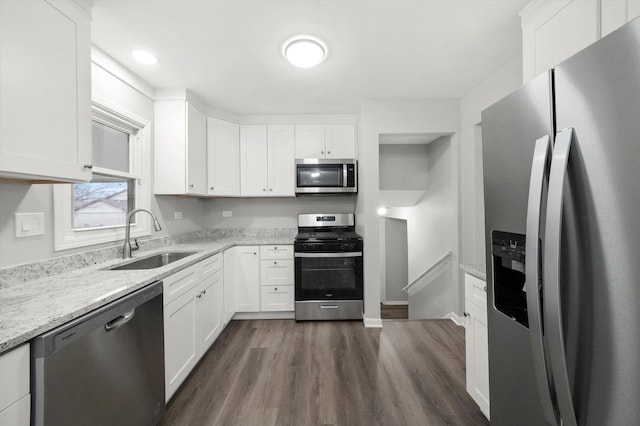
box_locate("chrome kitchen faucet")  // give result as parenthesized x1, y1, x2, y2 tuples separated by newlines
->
(122, 209, 162, 259)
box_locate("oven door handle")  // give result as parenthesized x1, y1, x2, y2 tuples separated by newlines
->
(295, 252, 362, 258)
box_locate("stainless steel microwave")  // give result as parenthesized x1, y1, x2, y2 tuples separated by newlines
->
(295, 159, 357, 195)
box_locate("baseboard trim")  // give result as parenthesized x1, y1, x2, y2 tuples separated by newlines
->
(381, 301, 409, 306)
(232, 312, 295, 320)
(363, 315, 384, 328)
(443, 312, 464, 326)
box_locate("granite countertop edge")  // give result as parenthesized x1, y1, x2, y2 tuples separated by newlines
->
(0, 236, 294, 354)
(460, 264, 487, 281)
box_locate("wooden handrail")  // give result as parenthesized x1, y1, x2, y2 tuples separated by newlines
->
(402, 251, 453, 293)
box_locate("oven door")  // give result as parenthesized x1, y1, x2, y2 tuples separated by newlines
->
(294, 252, 363, 300)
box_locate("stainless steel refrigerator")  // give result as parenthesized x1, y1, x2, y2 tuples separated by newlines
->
(481, 18, 640, 426)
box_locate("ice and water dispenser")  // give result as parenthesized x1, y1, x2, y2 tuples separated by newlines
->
(491, 231, 529, 327)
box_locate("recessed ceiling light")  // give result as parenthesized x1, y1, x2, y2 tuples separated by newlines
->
(132, 49, 158, 66)
(282, 36, 327, 68)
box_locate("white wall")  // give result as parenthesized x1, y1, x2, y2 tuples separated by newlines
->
(357, 99, 460, 324)
(384, 136, 456, 317)
(203, 196, 356, 229)
(459, 56, 522, 273)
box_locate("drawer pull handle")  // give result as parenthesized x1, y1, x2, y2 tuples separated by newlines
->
(320, 305, 339, 309)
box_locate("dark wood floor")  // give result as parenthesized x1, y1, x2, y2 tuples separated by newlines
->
(160, 319, 488, 426)
(380, 303, 409, 320)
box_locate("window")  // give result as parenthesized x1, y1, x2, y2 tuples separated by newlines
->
(54, 99, 151, 251)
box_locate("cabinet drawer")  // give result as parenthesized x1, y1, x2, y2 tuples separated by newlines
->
(259, 245, 293, 260)
(0, 344, 29, 413)
(260, 285, 294, 312)
(464, 273, 487, 310)
(163, 263, 199, 305)
(260, 259, 294, 286)
(201, 252, 223, 279)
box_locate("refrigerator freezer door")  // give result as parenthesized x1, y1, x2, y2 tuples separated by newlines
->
(552, 18, 640, 426)
(481, 70, 555, 426)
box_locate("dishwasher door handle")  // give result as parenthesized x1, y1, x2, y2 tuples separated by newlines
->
(104, 309, 136, 332)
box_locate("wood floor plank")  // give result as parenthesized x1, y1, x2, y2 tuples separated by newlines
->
(160, 319, 488, 426)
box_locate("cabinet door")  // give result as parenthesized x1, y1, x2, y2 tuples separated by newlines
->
(267, 125, 295, 196)
(465, 299, 490, 419)
(0, 344, 29, 413)
(164, 288, 198, 401)
(223, 248, 236, 323)
(521, 0, 600, 82)
(240, 125, 269, 196)
(235, 246, 260, 312)
(0, 395, 30, 426)
(207, 118, 240, 196)
(186, 103, 207, 195)
(196, 270, 224, 355)
(260, 260, 294, 286)
(295, 125, 325, 159)
(325, 124, 356, 159)
(0, 0, 91, 182)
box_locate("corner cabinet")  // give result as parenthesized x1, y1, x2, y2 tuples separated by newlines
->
(207, 118, 240, 196)
(0, 0, 92, 183)
(0, 344, 30, 426)
(240, 125, 295, 197)
(154, 94, 207, 195)
(294, 124, 356, 159)
(464, 272, 490, 419)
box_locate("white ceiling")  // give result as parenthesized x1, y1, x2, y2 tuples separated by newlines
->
(92, 0, 528, 115)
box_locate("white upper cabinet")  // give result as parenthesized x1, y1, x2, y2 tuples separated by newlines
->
(520, 0, 640, 82)
(521, 0, 600, 83)
(0, 0, 92, 183)
(267, 125, 295, 196)
(154, 93, 207, 195)
(207, 117, 240, 196)
(240, 124, 295, 197)
(602, 0, 640, 36)
(295, 124, 356, 159)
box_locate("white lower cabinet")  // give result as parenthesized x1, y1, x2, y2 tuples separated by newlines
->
(164, 286, 198, 401)
(0, 344, 30, 426)
(196, 270, 224, 353)
(464, 273, 490, 419)
(260, 286, 294, 311)
(234, 246, 260, 312)
(163, 253, 225, 401)
(223, 248, 236, 323)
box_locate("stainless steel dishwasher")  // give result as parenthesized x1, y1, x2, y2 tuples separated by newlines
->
(31, 281, 165, 426)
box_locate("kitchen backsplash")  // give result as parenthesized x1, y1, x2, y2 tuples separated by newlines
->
(0, 227, 296, 289)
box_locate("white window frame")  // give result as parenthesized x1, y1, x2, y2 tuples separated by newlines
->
(53, 96, 151, 251)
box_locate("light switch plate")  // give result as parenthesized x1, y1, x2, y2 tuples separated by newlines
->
(222, 211, 232, 218)
(15, 212, 45, 237)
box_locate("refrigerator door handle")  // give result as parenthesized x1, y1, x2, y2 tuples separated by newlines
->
(544, 127, 578, 426)
(525, 134, 558, 425)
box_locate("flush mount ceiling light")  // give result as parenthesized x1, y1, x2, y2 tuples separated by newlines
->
(282, 36, 327, 68)
(132, 49, 158, 66)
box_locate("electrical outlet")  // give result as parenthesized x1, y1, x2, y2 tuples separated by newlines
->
(222, 211, 232, 218)
(174, 212, 183, 220)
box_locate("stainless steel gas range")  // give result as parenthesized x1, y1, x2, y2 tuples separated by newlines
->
(294, 213, 363, 321)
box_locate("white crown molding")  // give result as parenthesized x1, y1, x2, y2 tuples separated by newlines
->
(91, 46, 155, 100)
(239, 113, 358, 125)
(66, 0, 94, 19)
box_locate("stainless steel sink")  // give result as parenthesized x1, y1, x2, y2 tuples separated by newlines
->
(109, 251, 200, 270)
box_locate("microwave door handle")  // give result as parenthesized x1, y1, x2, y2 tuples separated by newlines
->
(343, 164, 348, 187)
(525, 134, 558, 425)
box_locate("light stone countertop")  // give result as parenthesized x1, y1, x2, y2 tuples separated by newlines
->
(0, 235, 294, 354)
(460, 264, 486, 281)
